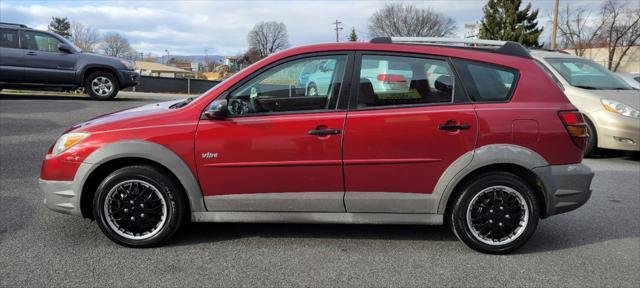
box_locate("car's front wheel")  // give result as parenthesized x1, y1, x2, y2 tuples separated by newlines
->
(93, 165, 186, 247)
(584, 117, 599, 157)
(85, 71, 119, 100)
(450, 172, 539, 254)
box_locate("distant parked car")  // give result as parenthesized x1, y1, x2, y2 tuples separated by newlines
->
(616, 72, 640, 89)
(0, 22, 139, 100)
(305, 59, 337, 96)
(531, 50, 640, 156)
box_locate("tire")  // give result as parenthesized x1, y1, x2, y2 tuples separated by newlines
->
(93, 165, 186, 247)
(450, 172, 539, 254)
(306, 82, 318, 96)
(584, 117, 598, 157)
(85, 71, 119, 100)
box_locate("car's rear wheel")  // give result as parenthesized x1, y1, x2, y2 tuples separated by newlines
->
(450, 172, 539, 254)
(93, 165, 185, 247)
(85, 71, 119, 100)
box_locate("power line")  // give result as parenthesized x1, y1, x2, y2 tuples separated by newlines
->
(332, 20, 343, 42)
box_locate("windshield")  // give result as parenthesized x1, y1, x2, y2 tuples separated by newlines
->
(545, 57, 632, 90)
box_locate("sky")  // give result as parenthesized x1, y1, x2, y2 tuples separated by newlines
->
(0, 0, 618, 56)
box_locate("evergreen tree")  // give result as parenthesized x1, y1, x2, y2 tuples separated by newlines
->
(478, 0, 543, 47)
(48, 17, 71, 38)
(348, 27, 358, 42)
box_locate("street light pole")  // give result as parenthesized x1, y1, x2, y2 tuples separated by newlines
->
(551, 0, 559, 49)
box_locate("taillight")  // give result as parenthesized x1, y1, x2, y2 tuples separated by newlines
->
(377, 74, 407, 83)
(558, 111, 588, 149)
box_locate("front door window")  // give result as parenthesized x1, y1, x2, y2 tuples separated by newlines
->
(226, 55, 348, 115)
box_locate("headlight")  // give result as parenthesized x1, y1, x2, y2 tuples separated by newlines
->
(601, 99, 640, 118)
(51, 132, 90, 156)
(119, 60, 135, 70)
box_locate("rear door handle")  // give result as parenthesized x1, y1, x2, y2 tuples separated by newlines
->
(438, 122, 470, 131)
(308, 128, 341, 136)
(26, 51, 37, 56)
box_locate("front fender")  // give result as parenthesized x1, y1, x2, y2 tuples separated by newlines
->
(76, 140, 206, 213)
(77, 64, 122, 85)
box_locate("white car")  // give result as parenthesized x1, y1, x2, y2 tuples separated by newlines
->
(305, 59, 337, 96)
(531, 50, 640, 156)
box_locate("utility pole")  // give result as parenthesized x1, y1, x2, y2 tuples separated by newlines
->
(551, 0, 559, 49)
(332, 20, 343, 42)
(165, 49, 170, 64)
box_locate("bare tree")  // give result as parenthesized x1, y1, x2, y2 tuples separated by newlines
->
(368, 3, 456, 37)
(70, 22, 100, 52)
(601, 0, 640, 71)
(101, 32, 132, 57)
(247, 21, 289, 58)
(238, 47, 263, 68)
(557, 5, 607, 55)
(558, 0, 640, 71)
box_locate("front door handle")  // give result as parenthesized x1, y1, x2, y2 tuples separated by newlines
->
(438, 122, 470, 131)
(308, 128, 341, 136)
(26, 51, 37, 56)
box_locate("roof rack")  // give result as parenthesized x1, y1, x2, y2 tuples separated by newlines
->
(370, 37, 531, 59)
(0, 22, 29, 28)
(529, 47, 570, 54)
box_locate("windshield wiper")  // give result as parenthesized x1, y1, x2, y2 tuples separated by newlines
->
(169, 97, 195, 109)
(574, 85, 598, 90)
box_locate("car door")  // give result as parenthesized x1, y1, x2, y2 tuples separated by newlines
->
(195, 53, 353, 212)
(343, 52, 478, 213)
(0, 28, 24, 83)
(21, 30, 77, 84)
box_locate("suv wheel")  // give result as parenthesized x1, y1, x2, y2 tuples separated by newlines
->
(85, 71, 119, 100)
(450, 172, 539, 254)
(93, 165, 186, 247)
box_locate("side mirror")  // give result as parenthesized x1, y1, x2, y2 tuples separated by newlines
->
(58, 43, 73, 53)
(204, 99, 229, 119)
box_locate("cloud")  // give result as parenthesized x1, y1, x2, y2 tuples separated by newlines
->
(0, 0, 609, 56)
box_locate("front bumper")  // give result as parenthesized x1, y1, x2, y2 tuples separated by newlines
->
(533, 163, 594, 217)
(590, 110, 640, 152)
(118, 70, 140, 88)
(39, 179, 81, 216)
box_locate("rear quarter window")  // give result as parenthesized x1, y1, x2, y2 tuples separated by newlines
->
(452, 59, 518, 102)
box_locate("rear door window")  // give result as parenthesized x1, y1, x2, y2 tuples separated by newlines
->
(356, 55, 455, 108)
(0, 28, 19, 49)
(452, 59, 518, 102)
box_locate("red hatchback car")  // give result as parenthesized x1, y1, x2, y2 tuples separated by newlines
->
(40, 38, 594, 253)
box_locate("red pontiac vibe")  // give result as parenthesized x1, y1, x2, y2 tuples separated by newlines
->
(40, 38, 594, 253)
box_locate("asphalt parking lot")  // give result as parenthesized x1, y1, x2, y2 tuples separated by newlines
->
(1, 92, 639, 287)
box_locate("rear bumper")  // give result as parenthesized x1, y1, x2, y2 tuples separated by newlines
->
(533, 163, 594, 217)
(39, 179, 81, 216)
